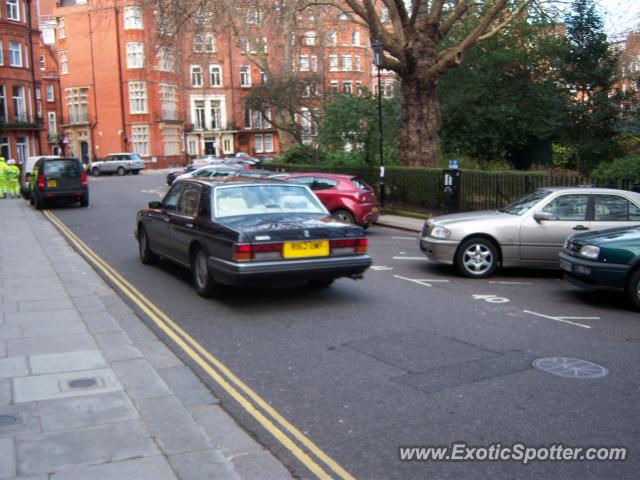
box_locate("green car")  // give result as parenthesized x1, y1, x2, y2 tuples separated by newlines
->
(559, 225, 640, 310)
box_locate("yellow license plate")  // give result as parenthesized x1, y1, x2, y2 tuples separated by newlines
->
(283, 240, 330, 259)
(372, 206, 379, 212)
(48, 179, 57, 187)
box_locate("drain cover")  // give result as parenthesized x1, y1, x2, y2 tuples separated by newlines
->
(0, 415, 18, 427)
(68, 378, 97, 389)
(533, 357, 608, 379)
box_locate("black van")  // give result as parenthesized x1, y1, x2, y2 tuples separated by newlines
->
(29, 157, 89, 209)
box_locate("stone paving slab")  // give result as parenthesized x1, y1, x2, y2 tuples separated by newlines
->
(0, 436, 16, 478)
(111, 359, 171, 399)
(7, 334, 97, 357)
(50, 456, 177, 480)
(29, 350, 106, 375)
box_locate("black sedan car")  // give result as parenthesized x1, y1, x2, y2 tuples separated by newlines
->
(136, 178, 371, 296)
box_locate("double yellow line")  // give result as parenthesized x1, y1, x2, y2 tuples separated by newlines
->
(44, 210, 354, 480)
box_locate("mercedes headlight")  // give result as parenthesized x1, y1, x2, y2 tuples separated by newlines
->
(430, 225, 451, 240)
(579, 245, 600, 259)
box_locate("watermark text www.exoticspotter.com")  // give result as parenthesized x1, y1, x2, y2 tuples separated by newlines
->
(398, 443, 627, 465)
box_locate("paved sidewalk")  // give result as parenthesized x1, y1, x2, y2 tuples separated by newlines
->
(375, 214, 423, 233)
(0, 199, 292, 479)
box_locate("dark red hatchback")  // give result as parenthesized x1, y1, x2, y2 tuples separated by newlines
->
(280, 173, 379, 228)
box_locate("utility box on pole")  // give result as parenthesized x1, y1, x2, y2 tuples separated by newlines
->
(443, 165, 461, 213)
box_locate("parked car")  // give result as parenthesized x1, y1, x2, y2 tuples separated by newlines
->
(29, 157, 88, 209)
(170, 165, 244, 185)
(20, 155, 60, 198)
(90, 153, 145, 176)
(136, 178, 371, 296)
(280, 173, 380, 228)
(224, 158, 257, 169)
(419, 187, 640, 278)
(560, 225, 640, 310)
(166, 164, 203, 186)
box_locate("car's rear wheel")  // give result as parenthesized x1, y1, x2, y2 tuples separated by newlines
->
(192, 248, 219, 297)
(332, 209, 355, 224)
(117, 166, 126, 176)
(138, 226, 158, 265)
(455, 237, 499, 278)
(92, 167, 100, 176)
(308, 278, 335, 288)
(625, 268, 640, 311)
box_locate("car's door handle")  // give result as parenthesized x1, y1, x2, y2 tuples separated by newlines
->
(573, 225, 589, 231)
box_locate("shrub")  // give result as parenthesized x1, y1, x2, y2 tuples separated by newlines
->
(592, 155, 640, 182)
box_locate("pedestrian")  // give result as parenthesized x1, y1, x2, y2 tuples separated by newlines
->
(6, 160, 20, 198)
(0, 157, 7, 199)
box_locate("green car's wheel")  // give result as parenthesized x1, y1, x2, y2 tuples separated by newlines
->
(626, 268, 640, 311)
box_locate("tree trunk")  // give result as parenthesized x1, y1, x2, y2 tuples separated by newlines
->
(399, 71, 442, 167)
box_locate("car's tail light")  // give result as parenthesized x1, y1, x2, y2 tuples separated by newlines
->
(329, 238, 367, 255)
(233, 244, 252, 262)
(234, 242, 284, 262)
(81, 171, 88, 187)
(38, 175, 45, 189)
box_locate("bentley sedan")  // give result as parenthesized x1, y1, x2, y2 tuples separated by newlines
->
(419, 187, 640, 278)
(136, 178, 372, 296)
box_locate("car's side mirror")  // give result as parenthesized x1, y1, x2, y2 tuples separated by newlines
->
(148, 201, 163, 209)
(533, 211, 552, 223)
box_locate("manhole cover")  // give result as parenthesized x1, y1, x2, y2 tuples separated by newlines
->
(0, 415, 18, 427)
(68, 378, 97, 389)
(533, 357, 608, 379)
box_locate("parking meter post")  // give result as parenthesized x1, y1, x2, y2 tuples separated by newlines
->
(443, 169, 461, 213)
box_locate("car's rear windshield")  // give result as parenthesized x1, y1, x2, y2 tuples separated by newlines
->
(499, 189, 551, 215)
(352, 178, 373, 191)
(43, 159, 81, 178)
(214, 185, 326, 218)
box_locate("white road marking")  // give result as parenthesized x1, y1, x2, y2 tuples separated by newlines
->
(392, 256, 430, 261)
(523, 310, 594, 329)
(393, 275, 449, 287)
(489, 281, 533, 285)
(392, 236, 416, 240)
(371, 266, 394, 271)
(473, 294, 510, 304)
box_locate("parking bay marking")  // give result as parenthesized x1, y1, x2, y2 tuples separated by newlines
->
(43, 211, 352, 480)
(392, 256, 430, 261)
(394, 274, 450, 287)
(523, 310, 596, 329)
(371, 266, 393, 271)
(489, 281, 533, 285)
(392, 236, 416, 240)
(473, 294, 510, 304)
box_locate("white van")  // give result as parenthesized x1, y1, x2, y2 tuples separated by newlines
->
(21, 155, 60, 198)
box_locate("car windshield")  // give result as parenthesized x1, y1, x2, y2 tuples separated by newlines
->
(499, 189, 551, 215)
(43, 159, 81, 178)
(130, 154, 142, 160)
(214, 185, 326, 218)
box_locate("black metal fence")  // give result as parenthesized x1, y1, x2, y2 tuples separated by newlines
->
(266, 163, 640, 213)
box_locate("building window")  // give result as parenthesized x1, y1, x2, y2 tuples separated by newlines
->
(163, 127, 180, 156)
(342, 55, 352, 71)
(246, 9, 260, 24)
(299, 55, 309, 72)
(310, 55, 318, 72)
(343, 81, 353, 94)
(305, 32, 316, 46)
(46, 84, 54, 102)
(240, 65, 251, 87)
(355, 81, 362, 95)
(204, 34, 215, 53)
(0, 42, 3, 65)
(35, 89, 42, 118)
(9, 42, 22, 67)
(244, 106, 270, 129)
(223, 135, 233, 154)
(159, 83, 178, 120)
(210, 65, 222, 87)
(254, 134, 273, 153)
(329, 55, 338, 72)
(7, 0, 20, 21)
(384, 82, 395, 97)
(39, 55, 45, 70)
(157, 47, 175, 72)
(16, 136, 29, 164)
(260, 69, 267, 84)
(194, 100, 205, 129)
(124, 6, 143, 29)
(327, 30, 337, 45)
(0, 86, 7, 122)
(126, 42, 145, 69)
(210, 100, 221, 129)
(128, 82, 148, 114)
(352, 30, 360, 45)
(330, 80, 339, 93)
(58, 18, 66, 38)
(48, 112, 57, 135)
(354, 55, 362, 72)
(12, 86, 26, 122)
(300, 108, 318, 136)
(187, 137, 198, 155)
(66, 88, 89, 123)
(0, 137, 8, 159)
(193, 34, 204, 52)
(191, 65, 203, 87)
(59, 51, 68, 74)
(131, 125, 150, 156)
(339, 11, 348, 20)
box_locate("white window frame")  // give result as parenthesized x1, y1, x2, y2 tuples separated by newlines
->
(310, 55, 318, 72)
(124, 6, 144, 30)
(131, 125, 150, 156)
(327, 30, 337, 45)
(329, 55, 338, 72)
(59, 51, 68, 74)
(343, 81, 353, 94)
(66, 87, 89, 124)
(159, 83, 178, 120)
(352, 30, 360, 46)
(163, 127, 181, 156)
(156, 47, 175, 72)
(330, 80, 339, 93)
(46, 84, 54, 102)
(240, 65, 251, 87)
(126, 42, 145, 69)
(254, 133, 273, 153)
(7, 0, 20, 21)
(299, 55, 309, 72)
(210, 64, 222, 87)
(9, 41, 23, 67)
(12, 85, 26, 122)
(204, 34, 215, 53)
(342, 55, 352, 71)
(48, 111, 57, 135)
(191, 65, 203, 87)
(128, 81, 148, 114)
(354, 55, 362, 72)
(58, 18, 66, 38)
(305, 32, 316, 46)
(0, 41, 3, 65)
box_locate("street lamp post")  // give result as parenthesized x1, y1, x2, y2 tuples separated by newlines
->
(371, 38, 385, 212)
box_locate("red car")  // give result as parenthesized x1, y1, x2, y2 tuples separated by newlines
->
(281, 173, 380, 228)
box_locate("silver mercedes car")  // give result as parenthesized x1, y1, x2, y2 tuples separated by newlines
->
(419, 187, 640, 278)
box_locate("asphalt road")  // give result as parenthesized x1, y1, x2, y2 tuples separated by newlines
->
(48, 172, 640, 479)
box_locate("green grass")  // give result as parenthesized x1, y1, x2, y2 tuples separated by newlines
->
(383, 208, 432, 219)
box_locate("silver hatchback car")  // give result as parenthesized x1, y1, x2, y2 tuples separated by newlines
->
(419, 187, 640, 278)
